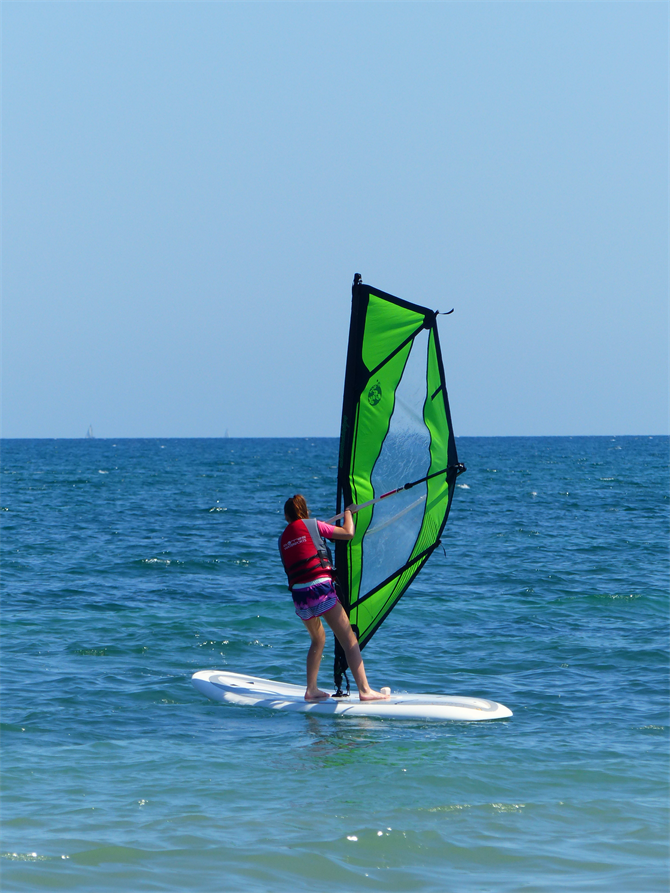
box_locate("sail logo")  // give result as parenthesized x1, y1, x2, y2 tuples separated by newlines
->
(367, 382, 382, 406)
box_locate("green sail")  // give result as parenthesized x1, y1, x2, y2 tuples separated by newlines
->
(334, 279, 462, 688)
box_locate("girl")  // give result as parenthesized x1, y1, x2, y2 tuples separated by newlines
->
(279, 494, 389, 702)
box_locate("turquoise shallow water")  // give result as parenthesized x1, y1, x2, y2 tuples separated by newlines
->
(1, 436, 668, 892)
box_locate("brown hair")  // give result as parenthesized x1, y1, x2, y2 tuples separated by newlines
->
(284, 494, 309, 522)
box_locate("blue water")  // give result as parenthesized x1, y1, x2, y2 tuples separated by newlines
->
(1, 436, 668, 892)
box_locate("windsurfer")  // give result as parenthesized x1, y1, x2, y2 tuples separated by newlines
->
(280, 495, 390, 702)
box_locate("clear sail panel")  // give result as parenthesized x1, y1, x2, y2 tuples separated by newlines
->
(360, 328, 431, 596)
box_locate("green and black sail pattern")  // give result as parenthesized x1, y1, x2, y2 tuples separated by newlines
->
(334, 280, 461, 686)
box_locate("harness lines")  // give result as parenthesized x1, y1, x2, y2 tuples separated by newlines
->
(278, 518, 334, 590)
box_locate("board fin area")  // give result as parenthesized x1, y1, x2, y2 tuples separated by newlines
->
(191, 671, 513, 722)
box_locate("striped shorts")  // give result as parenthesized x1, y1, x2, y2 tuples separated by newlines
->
(292, 579, 339, 620)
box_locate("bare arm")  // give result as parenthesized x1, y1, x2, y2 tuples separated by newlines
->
(327, 509, 355, 541)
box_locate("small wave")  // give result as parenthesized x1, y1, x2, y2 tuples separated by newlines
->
(491, 803, 526, 812)
(457, 483, 470, 489)
(421, 804, 470, 813)
(594, 592, 642, 600)
(98, 470, 109, 474)
(71, 647, 109, 656)
(1, 852, 60, 862)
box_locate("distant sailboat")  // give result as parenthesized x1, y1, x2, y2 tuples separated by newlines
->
(86, 425, 95, 439)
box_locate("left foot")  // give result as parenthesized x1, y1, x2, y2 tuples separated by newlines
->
(304, 689, 331, 701)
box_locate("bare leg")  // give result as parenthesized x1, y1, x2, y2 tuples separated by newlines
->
(300, 617, 331, 700)
(321, 602, 389, 701)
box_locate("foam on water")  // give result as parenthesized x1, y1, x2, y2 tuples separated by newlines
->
(1, 436, 668, 892)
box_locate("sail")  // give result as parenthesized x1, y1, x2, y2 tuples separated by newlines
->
(334, 277, 463, 688)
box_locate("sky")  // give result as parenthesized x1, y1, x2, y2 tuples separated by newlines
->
(3, 1, 668, 438)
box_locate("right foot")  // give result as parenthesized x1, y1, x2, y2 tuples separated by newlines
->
(359, 688, 391, 701)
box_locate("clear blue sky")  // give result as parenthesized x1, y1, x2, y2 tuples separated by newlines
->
(3, 1, 668, 438)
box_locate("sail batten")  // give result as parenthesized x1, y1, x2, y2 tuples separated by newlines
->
(333, 279, 462, 688)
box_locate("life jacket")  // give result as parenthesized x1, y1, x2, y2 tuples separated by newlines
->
(278, 518, 334, 590)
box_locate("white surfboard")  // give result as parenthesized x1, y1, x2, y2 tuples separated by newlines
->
(191, 670, 512, 722)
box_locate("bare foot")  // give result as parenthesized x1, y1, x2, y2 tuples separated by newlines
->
(359, 688, 391, 701)
(304, 689, 331, 701)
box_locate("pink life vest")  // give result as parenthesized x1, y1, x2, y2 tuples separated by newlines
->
(278, 519, 334, 590)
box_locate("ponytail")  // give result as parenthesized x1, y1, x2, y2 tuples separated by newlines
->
(284, 494, 309, 522)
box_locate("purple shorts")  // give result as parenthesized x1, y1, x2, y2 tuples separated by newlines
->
(292, 579, 339, 620)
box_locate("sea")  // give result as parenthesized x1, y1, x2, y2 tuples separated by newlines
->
(1, 436, 668, 893)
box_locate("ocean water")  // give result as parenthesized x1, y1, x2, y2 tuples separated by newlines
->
(1, 436, 668, 893)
